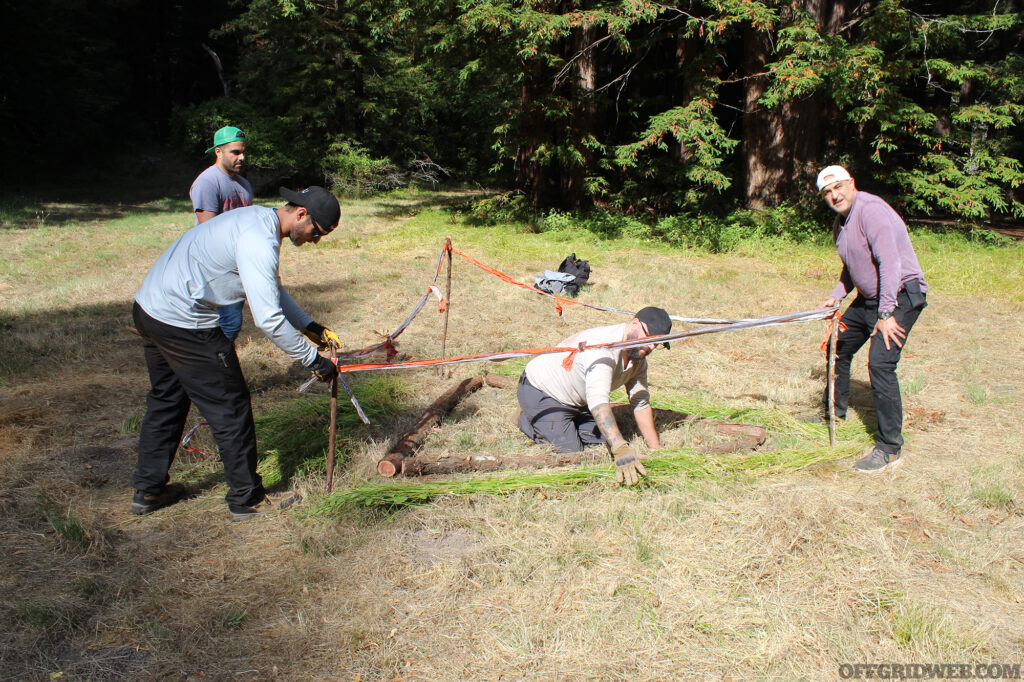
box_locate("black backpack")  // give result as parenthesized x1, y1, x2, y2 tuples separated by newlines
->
(557, 253, 591, 296)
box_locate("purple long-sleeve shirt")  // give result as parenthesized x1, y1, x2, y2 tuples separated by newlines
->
(829, 191, 928, 314)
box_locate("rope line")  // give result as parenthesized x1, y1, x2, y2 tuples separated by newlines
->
(335, 239, 767, 365)
(331, 306, 838, 374)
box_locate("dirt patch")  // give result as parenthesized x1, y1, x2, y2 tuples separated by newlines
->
(406, 529, 484, 564)
(55, 646, 154, 681)
(53, 444, 135, 488)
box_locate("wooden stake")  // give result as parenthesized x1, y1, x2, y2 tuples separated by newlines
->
(828, 315, 839, 447)
(326, 344, 339, 492)
(440, 237, 453, 378)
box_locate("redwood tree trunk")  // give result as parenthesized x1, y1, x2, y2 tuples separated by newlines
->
(742, 0, 861, 209)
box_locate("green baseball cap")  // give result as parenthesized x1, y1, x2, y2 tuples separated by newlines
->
(205, 126, 246, 154)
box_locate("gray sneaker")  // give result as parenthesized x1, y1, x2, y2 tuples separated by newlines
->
(853, 448, 902, 473)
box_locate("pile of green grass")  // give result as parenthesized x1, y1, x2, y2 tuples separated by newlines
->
(308, 398, 870, 514)
(256, 376, 407, 488)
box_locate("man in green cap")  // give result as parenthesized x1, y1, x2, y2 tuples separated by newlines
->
(189, 125, 254, 340)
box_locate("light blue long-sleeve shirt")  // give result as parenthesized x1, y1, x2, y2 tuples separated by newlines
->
(134, 205, 318, 367)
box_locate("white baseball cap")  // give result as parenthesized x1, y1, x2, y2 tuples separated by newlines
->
(816, 165, 852, 191)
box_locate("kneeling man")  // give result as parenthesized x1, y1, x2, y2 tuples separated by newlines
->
(517, 307, 672, 485)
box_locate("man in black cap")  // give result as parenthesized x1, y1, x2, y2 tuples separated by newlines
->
(516, 307, 672, 485)
(131, 186, 344, 520)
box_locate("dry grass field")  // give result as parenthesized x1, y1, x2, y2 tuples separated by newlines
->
(1, 185, 1023, 681)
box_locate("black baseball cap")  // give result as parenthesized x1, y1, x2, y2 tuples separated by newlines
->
(635, 306, 673, 349)
(279, 186, 341, 231)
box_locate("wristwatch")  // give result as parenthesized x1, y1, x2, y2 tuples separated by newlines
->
(878, 310, 893, 320)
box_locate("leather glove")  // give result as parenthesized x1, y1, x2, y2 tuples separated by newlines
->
(309, 354, 338, 383)
(302, 321, 341, 351)
(611, 442, 647, 486)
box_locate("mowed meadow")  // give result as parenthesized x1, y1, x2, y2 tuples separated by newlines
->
(1, 184, 1023, 680)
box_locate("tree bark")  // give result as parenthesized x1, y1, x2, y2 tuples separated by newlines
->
(741, 0, 861, 209)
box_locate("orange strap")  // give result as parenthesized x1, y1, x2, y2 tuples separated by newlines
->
(334, 345, 581, 373)
(820, 312, 848, 352)
(451, 247, 579, 317)
(428, 284, 446, 313)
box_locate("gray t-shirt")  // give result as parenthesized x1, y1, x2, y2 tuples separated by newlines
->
(524, 322, 650, 412)
(189, 165, 254, 223)
(134, 206, 317, 367)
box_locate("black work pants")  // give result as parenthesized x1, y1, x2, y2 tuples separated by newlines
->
(131, 303, 264, 509)
(516, 374, 605, 453)
(823, 287, 926, 454)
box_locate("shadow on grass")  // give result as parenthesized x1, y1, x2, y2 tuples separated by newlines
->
(370, 191, 482, 220)
(0, 157, 205, 230)
(0, 279, 363, 386)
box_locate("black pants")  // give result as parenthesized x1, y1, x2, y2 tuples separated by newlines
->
(824, 286, 926, 454)
(516, 374, 605, 453)
(132, 303, 264, 510)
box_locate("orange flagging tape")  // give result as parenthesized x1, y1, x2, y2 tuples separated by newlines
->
(451, 247, 580, 317)
(819, 312, 849, 352)
(334, 346, 580, 373)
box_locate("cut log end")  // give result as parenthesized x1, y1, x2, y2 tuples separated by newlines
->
(377, 454, 403, 478)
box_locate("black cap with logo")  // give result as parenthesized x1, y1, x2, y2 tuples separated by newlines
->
(279, 186, 341, 232)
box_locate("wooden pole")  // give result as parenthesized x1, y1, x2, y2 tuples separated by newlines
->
(827, 316, 839, 447)
(326, 344, 339, 492)
(377, 376, 486, 477)
(440, 237, 453, 377)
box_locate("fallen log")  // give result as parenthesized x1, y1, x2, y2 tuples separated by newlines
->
(483, 373, 514, 389)
(378, 375, 500, 477)
(610, 404, 767, 445)
(403, 433, 765, 476)
(403, 449, 607, 476)
(377, 375, 768, 477)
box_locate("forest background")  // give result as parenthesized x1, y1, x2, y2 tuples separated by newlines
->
(2, 0, 1022, 233)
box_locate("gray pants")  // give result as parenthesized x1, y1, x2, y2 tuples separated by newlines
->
(517, 374, 605, 453)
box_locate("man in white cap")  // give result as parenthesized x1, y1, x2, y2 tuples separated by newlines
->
(516, 307, 672, 485)
(189, 125, 254, 341)
(816, 165, 928, 473)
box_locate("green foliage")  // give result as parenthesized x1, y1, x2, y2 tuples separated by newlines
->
(523, 202, 825, 253)
(256, 376, 406, 487)
(170, 97, 306, 173)
(321, 139, 402, 197)
(12, 0, 1023, 225)
(470, 191, 533, 224)
(764, 0, 1024, 221)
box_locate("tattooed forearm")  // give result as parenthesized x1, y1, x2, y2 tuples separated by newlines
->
(591, 403, 625, 447)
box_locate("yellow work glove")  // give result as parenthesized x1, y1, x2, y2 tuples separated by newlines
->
(302, 322, 341, 351)
(611, 442, 647, 486)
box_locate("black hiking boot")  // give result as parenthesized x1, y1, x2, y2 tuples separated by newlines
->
(130, 483, 187, 515)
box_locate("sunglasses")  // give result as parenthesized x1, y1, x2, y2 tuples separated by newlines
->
(309, 213, 331, 238)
